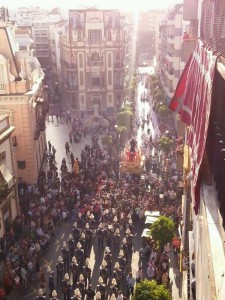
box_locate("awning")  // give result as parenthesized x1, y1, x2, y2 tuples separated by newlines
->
(0, 162, 14, 189)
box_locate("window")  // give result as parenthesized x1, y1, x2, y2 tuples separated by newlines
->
(108, 71, 112, 85)
(88, 30, 102, 44)
(107, 30, 112, 41)
(67, 72, 78, 87)
(92, 95, 101, 104)
(79, 53, 83, 68)
(78, 31, 81, 41)
(91, 52, 100, 66)
(115, 72, 120, 85)
(91, 72, 100, 87)
(108, 94, 113, 106)
(108, 53, 112, 67)
(17, 161, 26, 169)
(80, 71, 84, 86)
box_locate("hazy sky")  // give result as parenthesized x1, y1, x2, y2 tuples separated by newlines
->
(1, 0, 182, 11)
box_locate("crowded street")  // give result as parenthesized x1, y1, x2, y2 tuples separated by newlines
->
(1, 71, 181, 300)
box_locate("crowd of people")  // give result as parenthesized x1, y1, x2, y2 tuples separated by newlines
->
(0, 74, 183, 300)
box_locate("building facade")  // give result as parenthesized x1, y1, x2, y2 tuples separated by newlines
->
(137, 10, 164, 64)
(158, 4, 183, 98)
(9, 7, 62, 68)
(0, 114, 19, 236)
(169, 0, 225, 299)
(48, 20, 66, 83)
(0, 22, 48, 185)
(61, 9, 125, 113)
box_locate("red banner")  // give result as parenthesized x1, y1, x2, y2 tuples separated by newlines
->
(169, 39, 218, 214)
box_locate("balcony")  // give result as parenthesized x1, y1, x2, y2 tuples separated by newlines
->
(0, 163, 14, 198)
(0, 82, 6, 94)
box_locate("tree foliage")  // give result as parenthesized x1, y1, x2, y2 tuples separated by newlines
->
(158, 136, 173, 154)
(158, 104, 169, 117)
(150, 216, 175, 249)
(155, 91, 164, 102)
(133, 279, 172, 300)
(117, 126, 127, 134)
(117, 109, 133, 128)
(101, 135, 112, 145)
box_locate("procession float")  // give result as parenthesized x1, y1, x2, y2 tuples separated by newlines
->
(119, 138, 143, 174)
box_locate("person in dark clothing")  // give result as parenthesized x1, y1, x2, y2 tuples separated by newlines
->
(72, 222, 81, 246)
(76, 274, 85, 300)
(71, 288, 82, 300)
(104, 247, 112, 275)
(65, 142, 70, 154)
(99, 260, 108, 284)
(109, 278, 118, 297)
(85, 284, 95, 300)
(50, 289, 59, 300)
(113, 262, 122, 289)
(70, 256, 79, 286)
(48, 141, 52, 152)
(96, 277, 106, 300)
(118, 250, 126, 277)
(70, 152, 75, 167)
(67, 234, 75, 260)
(62, 242, 70, 271)
(61, 273, 71, 300)
(84, 223, 93, 255)
(113, 228, 120, 253)
(56, 256, 64, 284)
(47, 266, 55, 297)
(36, 288, 47, 300)
(75, 242, 84, 271)
(83, 258, 92, 289)
(97, 223, 104, 250)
